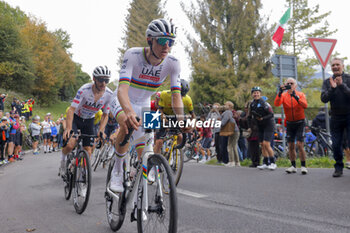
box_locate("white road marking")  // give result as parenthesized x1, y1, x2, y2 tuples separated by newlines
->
(177, 188, 207, 198)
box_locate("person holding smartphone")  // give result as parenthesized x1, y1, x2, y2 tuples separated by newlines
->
(274, 78, 308, 174)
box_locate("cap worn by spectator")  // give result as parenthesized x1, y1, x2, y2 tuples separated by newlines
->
(14, 114, 19, 118)
(1, 117, 8, 121)
(46, 113, 51, 116)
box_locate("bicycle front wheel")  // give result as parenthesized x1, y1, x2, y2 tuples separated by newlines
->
(137, 153, 178, 233)
(73, 150, 92, 214)
(64, 155, 73, 200)
(171, 148, 184, 186)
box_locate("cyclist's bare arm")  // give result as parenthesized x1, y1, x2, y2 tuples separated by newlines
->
(117, 83, 140, 133)
(98, 112, 108, 137)
(64, 106, 75, 140)
(171, 92, 184, 121)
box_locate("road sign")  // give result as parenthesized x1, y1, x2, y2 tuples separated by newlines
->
(271, 54, 297, 78)
(308, 38, 337, 69)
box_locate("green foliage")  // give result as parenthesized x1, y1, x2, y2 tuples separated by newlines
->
(117, 0, 164, 66)
(0, 1, 90, 105)
(0, 2, 35, 93)
(207, 157, 337, 168)
(183, 0, 273, 108)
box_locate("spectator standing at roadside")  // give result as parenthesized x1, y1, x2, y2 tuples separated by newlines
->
(220, 101, 240, 167)
(28, 98, 34, 117)
(41, 114, 52, 153)
(249, 87, 276, 170)
(236, 110, 248, 160)
(0, 94, 7, 111)
(274, 78, 308, 174)
(11, 98, 17, 112)
(50, 121, 58, 152)
(321, 58, 350, 177)
(0, 117, 8, 165)
(29, 116, 41, 155)
(206, 103, 221, 162)
(198, 115, 212, 163)
(245, 100, 260, 167)
(7, 111, 19, 162)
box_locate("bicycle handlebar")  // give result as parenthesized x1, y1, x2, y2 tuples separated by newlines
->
(119, 116, 140, 147)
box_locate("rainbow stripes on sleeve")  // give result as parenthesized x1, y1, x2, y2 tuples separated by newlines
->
(171, 86, 181, 94)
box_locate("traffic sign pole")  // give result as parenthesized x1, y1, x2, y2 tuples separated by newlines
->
(322, 67, 331, 134)
(308, 38, 337, 135)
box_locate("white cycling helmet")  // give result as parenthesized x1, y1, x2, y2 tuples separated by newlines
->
(146, 18, 176, 38)
(93, 66, 111, 78)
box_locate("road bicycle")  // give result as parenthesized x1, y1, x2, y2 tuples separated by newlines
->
(273, 139, 288, 158)
(24, 132, 33, 149)
(91, 134, 114, 171)
(305, 126, 333, 157)
(183, 130, 200, 163)
(105, 122, 178, 232)
(161, 129, 186, 186)
(62, 130, 97, 214)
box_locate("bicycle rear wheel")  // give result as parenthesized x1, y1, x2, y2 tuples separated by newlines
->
(105, 160, 126, 231)
(92, 148, 102, 171)
(73, 150, 92, 214)
(137, 153, 178, 233)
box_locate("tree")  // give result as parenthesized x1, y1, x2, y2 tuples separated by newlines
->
(0, 1, 35, 93)
(117, 0, 164, 66)
(53, 28, 73, 55)
(183, 0, 273, 107)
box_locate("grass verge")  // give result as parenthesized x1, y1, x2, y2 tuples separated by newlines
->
(206, 156, 339, 168)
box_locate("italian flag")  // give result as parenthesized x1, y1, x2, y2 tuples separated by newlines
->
(272, 8, 291, 47)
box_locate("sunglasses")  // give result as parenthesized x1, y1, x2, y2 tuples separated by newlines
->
(287, 83, 294, 85)
(156, 37, 175, 47)
(96, 77, 110, 84)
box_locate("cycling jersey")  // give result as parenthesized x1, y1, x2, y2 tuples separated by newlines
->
(71, 83, 113, 119)
(119, 47, 181, 104)
(158, 90, 194, 115)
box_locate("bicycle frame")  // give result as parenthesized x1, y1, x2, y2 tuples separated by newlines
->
(105, 130, 161, 214)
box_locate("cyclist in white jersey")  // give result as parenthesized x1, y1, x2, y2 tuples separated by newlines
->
(109, 18, 184, 192)
(59, 66, 113, 176)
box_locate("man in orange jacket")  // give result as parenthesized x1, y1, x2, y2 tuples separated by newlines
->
(274, 78, 308, 174)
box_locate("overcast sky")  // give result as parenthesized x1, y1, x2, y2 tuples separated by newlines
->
(5, 0, 346, 81)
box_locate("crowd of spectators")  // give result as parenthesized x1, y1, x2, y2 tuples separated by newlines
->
(0, 94, 64, 166)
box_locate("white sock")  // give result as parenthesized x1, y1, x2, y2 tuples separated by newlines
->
(61, 153, 67, 161)
(113, 157, 124, 174)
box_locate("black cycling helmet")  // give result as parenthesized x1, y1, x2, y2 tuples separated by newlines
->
(180, 79, 190, 96)
(251, 86, 262, 93)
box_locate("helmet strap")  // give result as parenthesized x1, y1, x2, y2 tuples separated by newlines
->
(150, 43, 160, 60)
(94, 80, 101, 92)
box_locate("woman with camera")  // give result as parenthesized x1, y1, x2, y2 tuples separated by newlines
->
(274, 78, 308, 174)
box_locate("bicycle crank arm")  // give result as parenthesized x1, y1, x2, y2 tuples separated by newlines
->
(106, 183, 121, 202)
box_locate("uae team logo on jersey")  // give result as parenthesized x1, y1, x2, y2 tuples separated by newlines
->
(143, 110, 161, 129)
